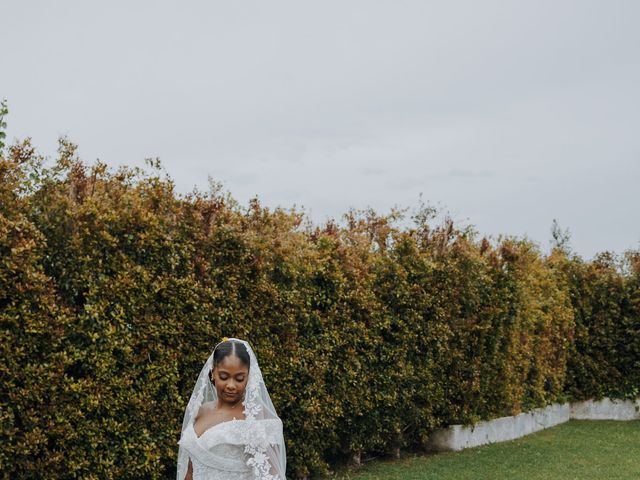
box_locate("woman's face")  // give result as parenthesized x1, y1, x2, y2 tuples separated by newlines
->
(211, 354, 249, 404)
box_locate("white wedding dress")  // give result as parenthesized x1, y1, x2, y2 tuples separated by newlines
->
(176, 338, 287, 480)
(178, 417, 284, 480)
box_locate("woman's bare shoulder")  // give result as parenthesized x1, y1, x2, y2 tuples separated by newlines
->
(195, 402, 217, 421)
(201, 401, 217, 411)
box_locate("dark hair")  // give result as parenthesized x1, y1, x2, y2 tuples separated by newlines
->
(212, 340, 250, 371)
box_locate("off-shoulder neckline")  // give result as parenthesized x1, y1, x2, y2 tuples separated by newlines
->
(191, 417, 246, 440)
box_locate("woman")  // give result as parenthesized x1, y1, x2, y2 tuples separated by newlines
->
(177, 338, 287, 480)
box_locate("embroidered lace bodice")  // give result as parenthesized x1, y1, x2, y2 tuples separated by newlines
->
(178, 417, 283, 480)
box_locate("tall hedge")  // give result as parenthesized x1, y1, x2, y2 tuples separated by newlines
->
(560, 251, 640, 400)
(1, 138, 638, 479)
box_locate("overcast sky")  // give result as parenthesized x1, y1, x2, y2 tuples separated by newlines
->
(3, 1, 639, 260)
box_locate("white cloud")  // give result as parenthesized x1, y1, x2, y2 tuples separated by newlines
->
(3, 0, 639, 259)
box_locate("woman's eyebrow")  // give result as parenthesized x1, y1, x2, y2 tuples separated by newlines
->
(217, 370, 247, 375)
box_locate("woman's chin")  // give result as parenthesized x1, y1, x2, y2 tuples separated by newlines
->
(220, 392, 241, 401)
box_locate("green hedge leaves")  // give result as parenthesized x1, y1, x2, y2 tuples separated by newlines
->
(1, 140, 638, 479)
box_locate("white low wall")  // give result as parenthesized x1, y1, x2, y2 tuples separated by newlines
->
(570, 397, 640, 420)
(426, 397, 640, 452)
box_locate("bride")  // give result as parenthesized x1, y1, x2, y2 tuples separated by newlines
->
(177, 338, 287, 480)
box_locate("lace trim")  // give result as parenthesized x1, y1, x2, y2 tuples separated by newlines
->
(243, 350, 263, 421)
(242, 345, 283, 479)
(244, 443, 282, 480)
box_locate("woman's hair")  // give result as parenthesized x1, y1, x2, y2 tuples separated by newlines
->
(212, 339, 250, 370)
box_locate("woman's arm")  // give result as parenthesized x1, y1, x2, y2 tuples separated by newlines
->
(184, 405, 209, 479)
(268, 445, 284, 479)
(184, 458, 193, 480)
(269, 461, 280, 478)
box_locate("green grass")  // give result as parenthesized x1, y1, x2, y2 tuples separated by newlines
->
(329, 420, 640, 480)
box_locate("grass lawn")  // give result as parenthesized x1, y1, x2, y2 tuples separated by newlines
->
(330, 420, 640, 480)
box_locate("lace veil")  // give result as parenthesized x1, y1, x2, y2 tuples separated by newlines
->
(176, 337, 287, 480)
